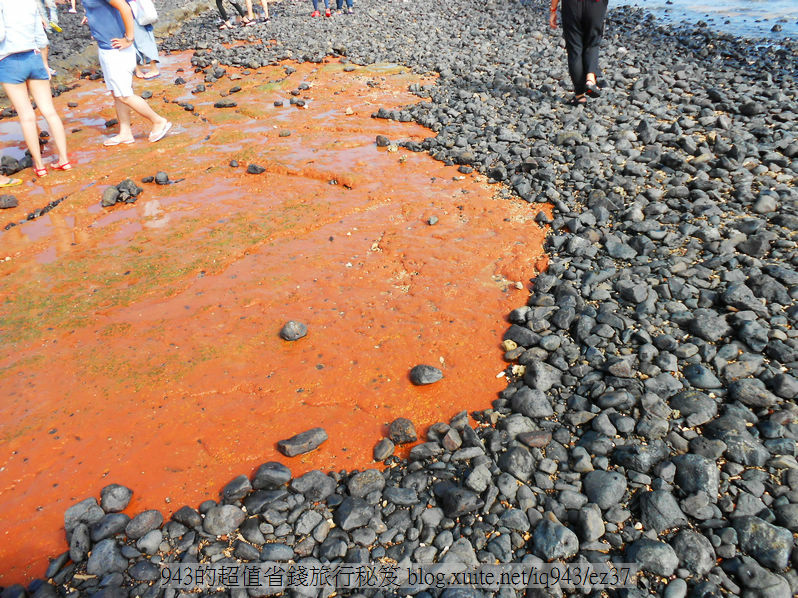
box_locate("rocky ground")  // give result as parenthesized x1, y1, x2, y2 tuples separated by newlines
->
(3, 0, 798, 597)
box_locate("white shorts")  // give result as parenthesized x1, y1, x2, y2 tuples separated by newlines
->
(97, 46, 136, 97)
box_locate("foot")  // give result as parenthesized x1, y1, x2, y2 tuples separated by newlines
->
(219, 20, 233, 29)
(135, 69, 146, 79)
(585, 81, 601, 97)
(68, 7, 77, 13)
(325, 8, 332, 16)
(103, 134, 135, 146)
(33, 165, 47, 177)
(142, 70, 160, 79)
(149, 120, 172, 143)
(568, 94, 587, 106)
(346, 7, 353, 13)
(52, 159, 73, 171)
(0, 176, 22, 188)
(311, 10, 320, 16)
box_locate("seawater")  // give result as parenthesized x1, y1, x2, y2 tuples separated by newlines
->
(618, 0, 798, 39)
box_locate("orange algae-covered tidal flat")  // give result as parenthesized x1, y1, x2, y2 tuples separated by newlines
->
(0, 53, 547, 582)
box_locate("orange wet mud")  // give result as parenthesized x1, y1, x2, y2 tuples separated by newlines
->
(0, 52, 547, 583)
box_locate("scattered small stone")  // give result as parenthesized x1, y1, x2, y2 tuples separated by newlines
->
(247, 163, 266, 175)
(100, 484, 132, 513)
(388, 417, 417, 444)
(373, 437, 394, 461)
(203, 504, 246, 536)
(277, 427, 328, 457)
(0, 195, 18, 209)
(409, 364, 443, 385)
(279, 320, 307, 340)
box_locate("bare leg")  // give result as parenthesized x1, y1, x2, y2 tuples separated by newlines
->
(107, 95, 135, 144)
(261, 0, 268, 18)
(28, 79, 69, 166)
(115, 95, 169, 140)
(3, 82, 45, 170)
(244, 0, 254, 20)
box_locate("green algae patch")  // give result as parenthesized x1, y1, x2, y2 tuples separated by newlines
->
(0, 203, 313, 348)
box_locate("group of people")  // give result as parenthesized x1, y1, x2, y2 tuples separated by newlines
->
(0, 0, 608, 190)
(0, 0, 170, 189)
(215, 0, 269, 29)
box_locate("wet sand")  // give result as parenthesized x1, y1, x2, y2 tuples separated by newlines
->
(0, 52, 546, 582)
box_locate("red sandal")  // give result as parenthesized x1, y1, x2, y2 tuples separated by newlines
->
(52, 161, 73, 171)
(34, 166, 47, 177)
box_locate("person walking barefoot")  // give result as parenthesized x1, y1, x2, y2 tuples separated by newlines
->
(81, 0, 171, 145)
(0, 0, 72, 176)
(549, 0, 608, 105)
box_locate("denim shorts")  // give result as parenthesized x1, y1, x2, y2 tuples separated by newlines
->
(0, 50, 49, 85)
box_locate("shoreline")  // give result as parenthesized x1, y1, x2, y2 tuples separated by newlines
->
(2, 0, 797, 596)
(616, 0, 798, 42)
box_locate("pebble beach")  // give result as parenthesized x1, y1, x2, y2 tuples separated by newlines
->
(1, 0, 797, 597)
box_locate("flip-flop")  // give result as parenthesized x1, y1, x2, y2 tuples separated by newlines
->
(149, 121, 172, 143)
(103, 136, 135, 146)
(567, 95, 587, 106)
(51, 161, 73, 171)
(0, 177, 22, 188)
(142, 72, 161, 80)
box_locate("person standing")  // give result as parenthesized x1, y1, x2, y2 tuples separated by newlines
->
(0, 0, 71, 177)
(549, 0, 608, 105)
(243, 0, 268, 23)
(335, 0, 352, 15)
(310, 0, 330, 18)
(127, 0, 160, 79)
(81, 0, 171, 145)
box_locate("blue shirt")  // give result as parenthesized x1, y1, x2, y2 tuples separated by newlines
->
(82, 0, 125, 50)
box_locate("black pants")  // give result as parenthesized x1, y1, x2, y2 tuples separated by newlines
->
(561, 0, 608, 95)
(216, 0, 246, 21)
